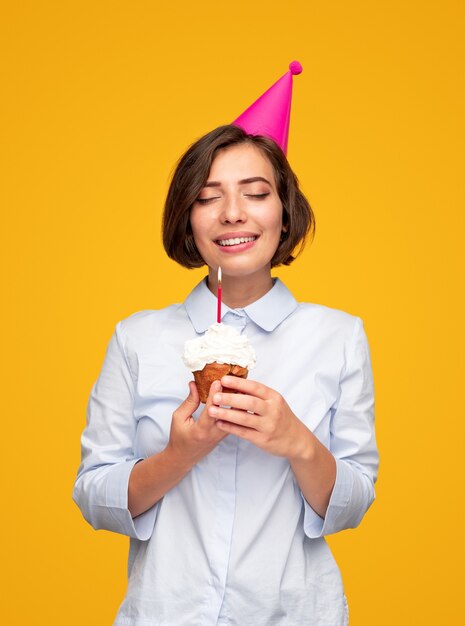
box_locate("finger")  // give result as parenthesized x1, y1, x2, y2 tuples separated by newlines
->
(212, 391, 265, 415)
(216, 419, 260, 442)
(189, 380, 200, 404)
(221, 376, 272, 400)
(173, 381, 200, 423)
(207, 379, 222, 407)
(209, 406, 263, 431)
(199, 379, 223, 425)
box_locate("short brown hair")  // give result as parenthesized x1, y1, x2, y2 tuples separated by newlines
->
(162, 125, 315, 268)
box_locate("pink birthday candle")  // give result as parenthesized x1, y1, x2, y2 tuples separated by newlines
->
(217, 266, 222, 323)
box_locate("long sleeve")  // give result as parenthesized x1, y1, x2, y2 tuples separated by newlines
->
(72, 322, 158, 540)
(303, 317, 379, 538)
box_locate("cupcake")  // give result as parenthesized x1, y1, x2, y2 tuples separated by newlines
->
(183, 322, 256, 403)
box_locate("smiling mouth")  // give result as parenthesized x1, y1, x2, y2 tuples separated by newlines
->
(216, 236, 258, 247)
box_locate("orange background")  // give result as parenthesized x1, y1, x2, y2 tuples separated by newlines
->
(1, 1, 464, 624)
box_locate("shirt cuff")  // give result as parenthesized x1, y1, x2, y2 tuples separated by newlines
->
(302, 458, 354, 538)
(105, 459, 159, 541)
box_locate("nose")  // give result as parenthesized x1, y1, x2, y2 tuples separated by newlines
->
(220, 194, 247, 224)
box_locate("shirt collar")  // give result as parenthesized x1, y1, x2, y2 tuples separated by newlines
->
(184, 277, 298, 333)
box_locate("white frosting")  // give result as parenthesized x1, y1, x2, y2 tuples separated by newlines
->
(183, 322, 256, 372)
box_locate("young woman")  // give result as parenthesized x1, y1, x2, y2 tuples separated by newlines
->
(73, 124, 378, 625)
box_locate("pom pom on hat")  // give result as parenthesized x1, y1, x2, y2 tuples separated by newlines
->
(289, 61, 303, 75)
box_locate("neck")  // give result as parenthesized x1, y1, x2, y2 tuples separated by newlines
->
(207, 268, 274, 309)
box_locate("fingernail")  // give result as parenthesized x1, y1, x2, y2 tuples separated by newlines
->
(209, 406, 218, 416)
(213, 393, 222, 403)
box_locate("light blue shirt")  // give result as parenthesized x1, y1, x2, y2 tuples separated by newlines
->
(73, 278, 378, 626)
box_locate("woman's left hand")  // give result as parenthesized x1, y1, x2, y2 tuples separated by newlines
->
(208, 375, 314, 461)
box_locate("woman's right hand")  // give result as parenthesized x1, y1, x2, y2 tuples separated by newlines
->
(165, 379, 228, 469)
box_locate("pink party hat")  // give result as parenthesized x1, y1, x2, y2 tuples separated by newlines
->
(232, 61, 303, 155)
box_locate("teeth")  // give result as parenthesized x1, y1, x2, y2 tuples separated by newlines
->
(217, 236, 257, 247)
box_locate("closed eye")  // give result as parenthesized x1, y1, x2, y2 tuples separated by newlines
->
(195, 197, 221, 204)
(245, 193, 270, 200)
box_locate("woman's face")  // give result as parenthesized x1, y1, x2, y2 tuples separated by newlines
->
(190, 143, 284, 281)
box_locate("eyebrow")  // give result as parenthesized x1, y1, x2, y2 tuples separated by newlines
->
(204, 176, 272, 188)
